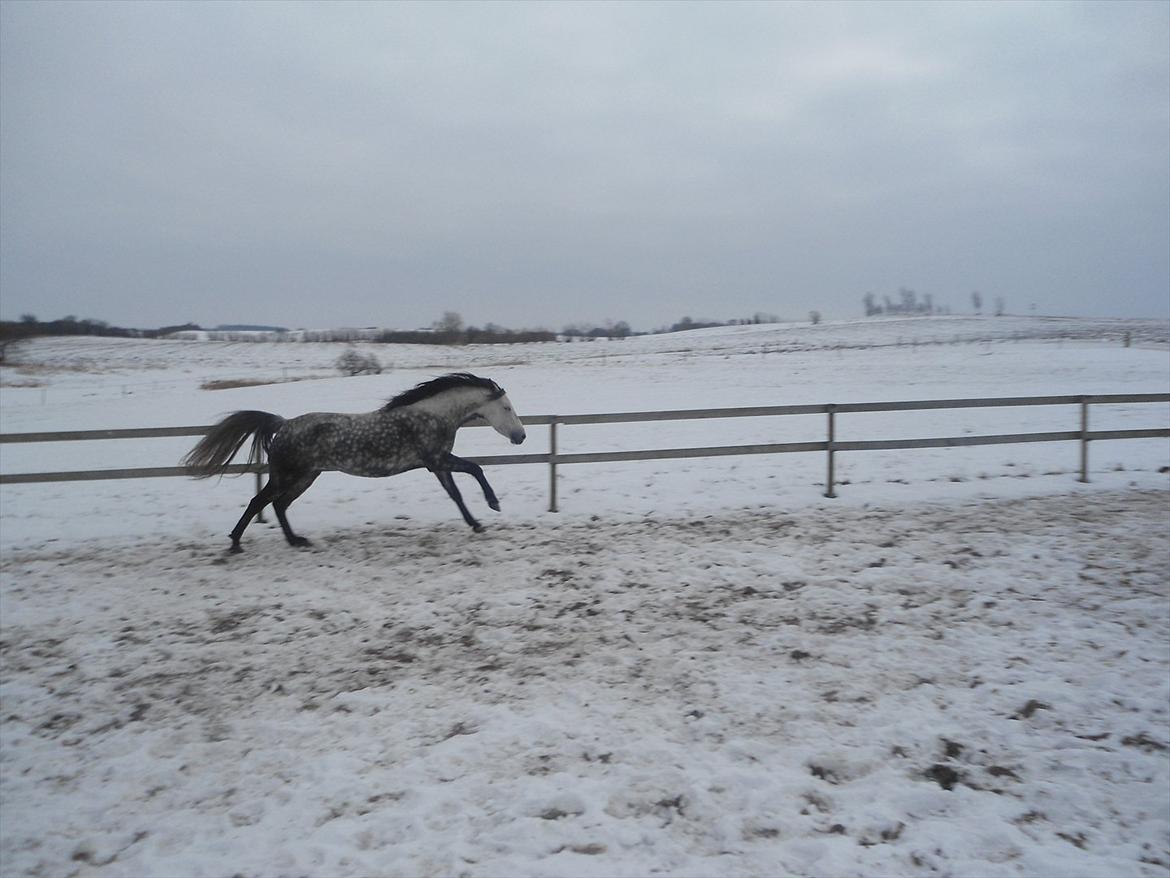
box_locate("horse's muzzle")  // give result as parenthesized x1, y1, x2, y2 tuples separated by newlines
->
(511, 430, 526, 445)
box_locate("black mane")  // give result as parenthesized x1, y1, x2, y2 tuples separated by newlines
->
(383, 373, 503, 411)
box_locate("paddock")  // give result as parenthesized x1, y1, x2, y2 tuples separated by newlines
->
(2, 489, 1168, 877)
(2, 320, 1168, 876)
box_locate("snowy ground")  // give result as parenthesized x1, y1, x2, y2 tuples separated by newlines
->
(1, 316, 1168, 877)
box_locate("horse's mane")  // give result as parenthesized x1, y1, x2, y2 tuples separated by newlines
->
(383, 373, 503, 411)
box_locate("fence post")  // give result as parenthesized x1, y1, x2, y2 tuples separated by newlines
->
(255, 469, 266, 522)
(1079, 397, 1090, 483)
(548, 417, 559, 513)
(824, 405, 837, 498)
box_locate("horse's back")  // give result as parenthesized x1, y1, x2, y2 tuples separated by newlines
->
(270, 409, 442, 477)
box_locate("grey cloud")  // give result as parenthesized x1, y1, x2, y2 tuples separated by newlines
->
(1, 1, 1166, 329)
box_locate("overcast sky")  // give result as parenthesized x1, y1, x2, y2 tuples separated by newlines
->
(1, 1, 1167, 331)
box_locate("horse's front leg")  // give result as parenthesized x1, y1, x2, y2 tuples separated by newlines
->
(432, 468, 484, 532)
(444, 453, 499, 511)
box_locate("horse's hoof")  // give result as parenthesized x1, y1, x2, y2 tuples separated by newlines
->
(228, 543, 243, 554)
(472, 524, 485, 533)
(289, 537, 312, 548)
(488, 501, 501, 512)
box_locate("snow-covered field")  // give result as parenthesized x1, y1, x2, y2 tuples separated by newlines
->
(1, 316, 1168, 877)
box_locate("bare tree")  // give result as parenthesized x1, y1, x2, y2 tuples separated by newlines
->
(433, 311, 464, 334)
(336, 348, 382, 376)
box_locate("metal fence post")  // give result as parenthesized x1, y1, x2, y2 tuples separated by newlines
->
(549, 417, 559, 512)
(255, 469, 266, 522)
(1079, 398, 1090, 483)
(824, 405, 837, 498)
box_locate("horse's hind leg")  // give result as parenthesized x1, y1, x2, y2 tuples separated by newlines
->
(229, 478, 280, 552)
(273, 471, 319, 548)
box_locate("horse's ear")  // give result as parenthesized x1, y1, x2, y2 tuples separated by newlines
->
(489, 385, 506, 401)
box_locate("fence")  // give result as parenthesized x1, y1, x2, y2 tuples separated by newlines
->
(1, 394, 1167, 512)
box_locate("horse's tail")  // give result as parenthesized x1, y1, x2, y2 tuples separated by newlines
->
(182, 410, 285, 478)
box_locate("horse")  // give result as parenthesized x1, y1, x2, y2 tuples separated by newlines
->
(183, 373, 526, 552)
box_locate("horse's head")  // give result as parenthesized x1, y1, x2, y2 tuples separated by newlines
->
(391, 373, 526, 444)
(472, 385, 526, 445)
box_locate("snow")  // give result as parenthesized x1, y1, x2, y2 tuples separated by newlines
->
(1, 316, 1168, 877)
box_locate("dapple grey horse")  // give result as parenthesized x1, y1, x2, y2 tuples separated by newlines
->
(183, 373, 526, 551)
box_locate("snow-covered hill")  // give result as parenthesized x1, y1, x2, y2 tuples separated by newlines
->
(1, 316, 1168, 877)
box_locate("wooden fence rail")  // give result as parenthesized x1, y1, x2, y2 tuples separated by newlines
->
(1, 394, 1167, 511)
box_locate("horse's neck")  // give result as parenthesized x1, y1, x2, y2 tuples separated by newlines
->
(408, 387, 484, 427)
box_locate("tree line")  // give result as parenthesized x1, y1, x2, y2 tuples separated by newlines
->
(4, 309, 800, 352)
(0, 313, 557, 347)
(863, 289, 1006, 317)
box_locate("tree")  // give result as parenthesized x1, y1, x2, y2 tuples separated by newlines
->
(809, 311, 822, 325)
(971, 291, 983, 314)
(433, 311, 464, 334)
(336, 348, 382, 376)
